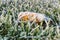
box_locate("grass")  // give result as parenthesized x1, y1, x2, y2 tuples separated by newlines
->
(0, 0, 60, 40)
